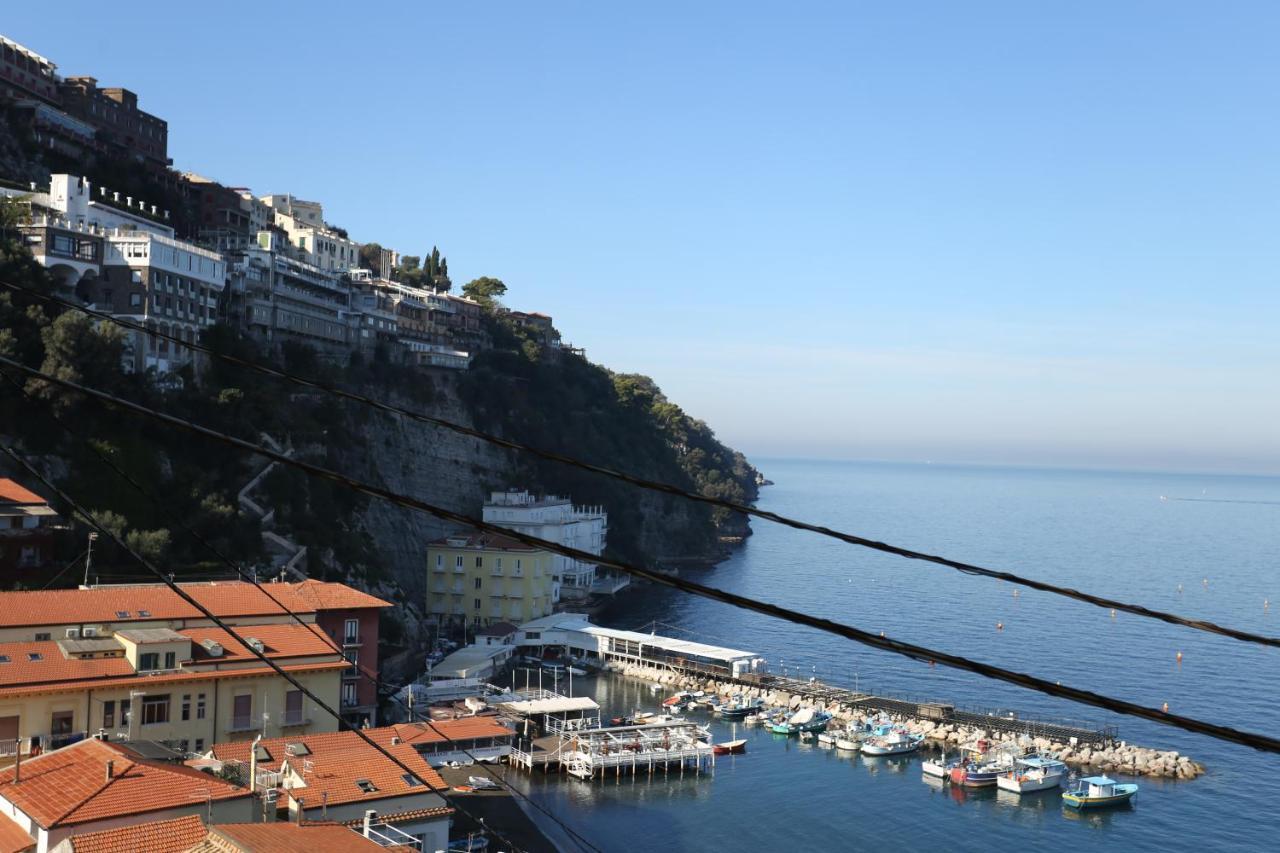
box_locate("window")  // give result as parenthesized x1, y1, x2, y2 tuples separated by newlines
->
(284, 690, 304, 724)
(344, 619, 358, 644)
(196, 693, 207, 720)
(496, 558, 503, 571)
(454, 555, 463, 568)
(344, 649, 358, 669)
(27, 653, 41, 662)
(103, 700, 115, 728)
(138, 610, 151, 617)
(131, 270, 142, 284)
(164, 651, 176, 669)
(130, 293, 142, 307)
(434, 554, 442, 568)
(475, 556, 483, 568)
(341, 682, 357, 707)
(34, 632, 50, 641)
(356, 779, 378, 793)
(194, 738, 204, 753)
(138, 652, 159, 671)
(474, 577, 482, 590)
(115, 610, 130, 619)
(141, 694, 170, 725)
(120, 699, 131, 726)
(524, 631, 541, 640)
(402, 773, 423, 787)
(181, 694, 191, 721)
(474, 598, 481, 610)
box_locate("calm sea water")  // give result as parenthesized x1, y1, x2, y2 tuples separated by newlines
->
(514, 460, 1280, 852)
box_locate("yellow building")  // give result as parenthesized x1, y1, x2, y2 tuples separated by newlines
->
(426, 532, 556, 627)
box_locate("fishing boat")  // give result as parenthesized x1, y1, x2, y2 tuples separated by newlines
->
(997, 754, 1069, 794)
(835, 736, 861, 751)
(861, 729, 924, 756)
(662, 692, 692, 708)
(922, 749, 960, 779)
(719, 698, 765, 719)
(1061, 775, 1138, 809)
(947, 743, 1010, 788)
(816, 732, 837, 746)
(743, 713, 761, 727)
(713, 739, 747, 755)
(770, 708, 832, 735)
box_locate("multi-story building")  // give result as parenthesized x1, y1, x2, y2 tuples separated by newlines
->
(0, 35, 58, 104)
(0, 479, 60, 577)
(260, 194, 361, 274)
(15, 174, 223, 374)
(425, 532, 556, 627)
(0, 738, 254, 853)
(231, 236, 353, 358)
(182, 173, 254, 253)
(0, 580, 390, 756)
(482, 490, 610, 601)
(57, 76, 169, 169)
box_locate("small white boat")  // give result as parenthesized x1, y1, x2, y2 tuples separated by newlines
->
(816, 732, 837, 746)
(922, 751, 957, 779)
(861, 730, 924, 756)
(835, 737, 860, 751)
(997, 754, 1069, 793)
(799, 731, 814, 742)
(743, 714, 761, 726)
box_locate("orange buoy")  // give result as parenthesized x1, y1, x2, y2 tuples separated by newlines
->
(1176, 651, 1183, 663)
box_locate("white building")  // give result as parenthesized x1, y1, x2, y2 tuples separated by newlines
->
(482, 490, 608, 601)
(261, 193, 361, 273)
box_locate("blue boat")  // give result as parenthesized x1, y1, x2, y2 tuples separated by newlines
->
(769, 707, 832, 735)
(1061, 775, 1138, 809)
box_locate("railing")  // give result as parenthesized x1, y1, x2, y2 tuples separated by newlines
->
(362, 823, 421, 849)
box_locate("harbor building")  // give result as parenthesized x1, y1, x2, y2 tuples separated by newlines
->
(482, 490, 612, 601)
(0, 580, 391, 756)
(426, 532, 556, 627)
(515, 613, 762, 678)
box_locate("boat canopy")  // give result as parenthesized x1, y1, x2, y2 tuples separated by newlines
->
(789, 708, 816, 726)
(1017, 756, 1065, 769)
(1080, 775, 1116, 785)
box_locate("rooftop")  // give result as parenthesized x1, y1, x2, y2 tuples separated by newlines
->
(0, 479, 48, 507)
(429, 531, 539, 552)
(0, 813, 33, 853)
(0, 739, 248, 829)
(62, 813, 206, 853)
(114, 628, 187, 645)
(0, 580, 391, 630)
(519, 613, 757, 663)
(200, 822, 396, 853)
(430, 644, 513, 679)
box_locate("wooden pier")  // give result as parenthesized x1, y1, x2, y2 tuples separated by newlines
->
(510, 720, 714, 780)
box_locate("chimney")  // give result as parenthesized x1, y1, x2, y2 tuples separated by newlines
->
(249, 733, 261, 793)
(12, 741, 20, 783)
(294, 796, 305, 825)
(105, 759, 115, 781)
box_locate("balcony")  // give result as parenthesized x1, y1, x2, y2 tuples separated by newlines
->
(280, 710, 309, 727)
(228, 715, 259, 733)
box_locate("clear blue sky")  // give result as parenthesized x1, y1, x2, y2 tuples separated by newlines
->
(8, 2, 1279, 473)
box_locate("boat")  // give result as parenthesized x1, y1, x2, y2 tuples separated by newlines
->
(997, 754, 1069, 794)
(770, 708, 832, 735)
(799, 730, 814, 742)
(662, 692, 691, 708)
(713, 739, 747, 755)
(1061, 775, 1138, 809)
(834, 737, 861, 751)
(719, 698, 765, 719)
(634, 712, 656, 722)
(922, 750, 960, 779)
(467, 775, 501, 790)
(816, 732, 837, 746)
(860, 729, 924, 756)
(947, 742, 1011, 788)
(743, 713, 761, 726)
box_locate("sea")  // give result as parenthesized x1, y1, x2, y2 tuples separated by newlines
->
(509, 459, 1280, 852)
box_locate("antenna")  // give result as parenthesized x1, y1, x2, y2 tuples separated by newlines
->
(83, 531, 98, 587)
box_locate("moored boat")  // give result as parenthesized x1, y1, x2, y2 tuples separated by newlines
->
(922, 750, 959, 779)
(997, 754, 1068, 794)
(769, 708, 832, 735)
(713, 739, 747, 755)
(860, 729, 924, 756)
(834, 737, 861, 751)
(1061, 775, 1138, 809)
(947, 742, 1011, 788)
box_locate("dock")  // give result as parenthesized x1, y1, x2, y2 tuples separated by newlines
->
(510, 719, 714, 779)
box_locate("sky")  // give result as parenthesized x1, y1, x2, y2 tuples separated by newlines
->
(7, 2, 1279, 473)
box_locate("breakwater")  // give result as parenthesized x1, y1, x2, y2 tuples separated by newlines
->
(610, 661, 1205, 780)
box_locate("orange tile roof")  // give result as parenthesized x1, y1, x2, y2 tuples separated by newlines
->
(181, 623, 343, 662)
(0, 660, 349, 701)
(208, 728, 448, 809)
(0, 479, 48, 507)
(0, 640, 133, 688)
(0, 739, 249, 829)
(337, 805, 454, 826)
(205, 822, 389, 852)
(373, 717, 513, 747)
(65, 814, 206, 853)
(0, 581, 391, 629)
(0, 814, 33, 853)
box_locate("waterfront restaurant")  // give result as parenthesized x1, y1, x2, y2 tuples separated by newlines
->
(514, 613, 762, 677)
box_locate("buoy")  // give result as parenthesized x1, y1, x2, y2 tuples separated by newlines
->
(1266, 599, 1270, 610)
(1162, 702, 1169, 713)
(928, 660, 935, 667)
(879, 631, 885, 638)
(1202, 578, 1209, 586)
(1177, 584, 1183, 593)
(1176, 651, 1183, 663)
(1110, 609, 1116, 618)
(1012, 589, 1020, 598)
(996, 622, 1004, 631)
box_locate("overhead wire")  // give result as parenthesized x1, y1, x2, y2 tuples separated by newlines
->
(0, 368, 601, 853)
(5, 354, 1280, 755)
(3, 278, 1275, 652)
(0, 441, 530, 853)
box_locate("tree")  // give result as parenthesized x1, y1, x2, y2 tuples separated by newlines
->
(358, 242, 384, 275)
(461, 277, 507, 309)
(400, 255, 420, 272)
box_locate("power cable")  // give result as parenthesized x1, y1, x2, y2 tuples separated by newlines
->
(36, 547, 89, 591)
(0, 441, 529, 853)
(3, 278, 1275, 652)
(0, 368, 600, 853)
(6, 356, 1280, 755)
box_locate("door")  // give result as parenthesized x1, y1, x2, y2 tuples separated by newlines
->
(0, 715, 18, 757)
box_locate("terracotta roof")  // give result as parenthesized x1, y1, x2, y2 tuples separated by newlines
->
(0, 581, 391, 629)
(0, 739, 249, 829)
(428, 530, 539, 551)
(0, 479, 48, 507)
(337, 805, 454, 826)
(0, 640, 133, 688)
(0, 814, 33, 853)
(203, 822, 389, 852)
(65, 814, 206, 853)
(208, 728, 448, 809)
(181, 623, 343, 662)
(0, 660, 349, 701)
(373, 718, 513, 747)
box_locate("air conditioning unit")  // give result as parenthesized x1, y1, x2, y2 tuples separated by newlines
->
(246, 638, 265, 654)
(66, 627, 81, 639)
(201, 639, 224, 657)
(82, 627, 98, 638)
